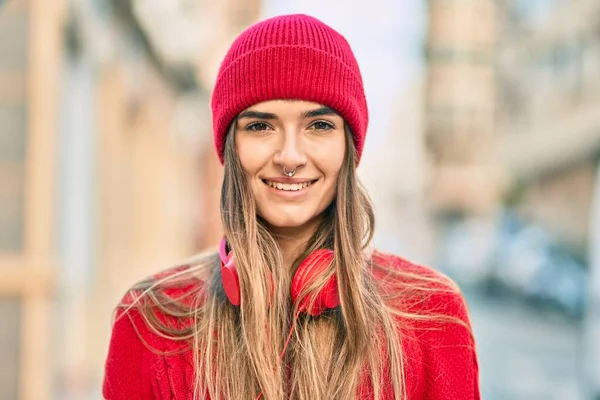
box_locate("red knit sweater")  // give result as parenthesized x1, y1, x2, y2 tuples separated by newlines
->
(102, 251, 480, 399)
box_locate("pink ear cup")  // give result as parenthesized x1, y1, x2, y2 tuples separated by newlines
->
(219, 237, 339, 315)
(319, 274, 340, 310)
(291, 249, 339, 316)
(219, 237, 241, 306)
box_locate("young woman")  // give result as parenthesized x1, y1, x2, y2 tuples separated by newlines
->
(102, 14, 480, 400)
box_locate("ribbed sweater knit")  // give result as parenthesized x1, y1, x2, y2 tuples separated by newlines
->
(103, 251, 480, 399)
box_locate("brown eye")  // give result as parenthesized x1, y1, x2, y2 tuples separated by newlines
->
(311, 121, 334, 131)
(246, 122, 269, 131)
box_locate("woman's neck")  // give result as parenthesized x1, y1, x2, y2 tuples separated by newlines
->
(277, 234, 310, 270)
(267, 218, 322, 271)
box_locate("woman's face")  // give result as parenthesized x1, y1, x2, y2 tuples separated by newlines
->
(235, 99, 346, 235)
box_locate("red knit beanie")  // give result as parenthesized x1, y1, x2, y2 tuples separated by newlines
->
(210, 14, 369, 164)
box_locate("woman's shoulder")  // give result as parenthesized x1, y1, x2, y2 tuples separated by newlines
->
(103, 258, 215, 399)
(371, 250, 480, 398)
(119, 261, 211, 308)
(108, 253, 218, 353)
(370, 249, 457, 293)
(370, 249, 472, 326)
(117, 253, 218, 332)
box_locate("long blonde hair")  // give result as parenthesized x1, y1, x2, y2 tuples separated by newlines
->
(126, 124, 468, 399)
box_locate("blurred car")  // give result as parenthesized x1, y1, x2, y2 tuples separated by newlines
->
(437, 209, 587, 318)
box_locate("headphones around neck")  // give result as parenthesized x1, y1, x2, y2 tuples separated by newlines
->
(219, 237, 340, 316)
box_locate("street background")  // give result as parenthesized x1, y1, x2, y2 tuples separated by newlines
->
(1, 0, 599, 399)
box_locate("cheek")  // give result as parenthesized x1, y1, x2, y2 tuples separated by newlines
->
(236, 141, 268, 174)
(315, 155, 344, 203)
(313, 138, 346, 176)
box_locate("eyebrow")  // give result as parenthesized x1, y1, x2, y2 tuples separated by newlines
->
(237, 110, 277, 120)
(237, 106, 340, 120)
(301, 106, 339, 118)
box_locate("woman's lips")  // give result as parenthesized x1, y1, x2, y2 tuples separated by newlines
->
(263, 179, 314, 191)
(261, 178, 318, 196)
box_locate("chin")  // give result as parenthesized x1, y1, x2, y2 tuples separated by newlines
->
(258, 207, 321, 232)
(262, 215, 311, 230)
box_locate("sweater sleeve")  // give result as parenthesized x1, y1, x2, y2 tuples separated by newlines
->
(102, 307, 156, 399)
(419, 288, 481, 400)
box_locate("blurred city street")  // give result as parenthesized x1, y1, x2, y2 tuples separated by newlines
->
(2, 0, 600, 399)
(467, 289, 585, 400)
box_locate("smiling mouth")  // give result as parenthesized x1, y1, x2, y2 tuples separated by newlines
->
(262, 179, 317, 192)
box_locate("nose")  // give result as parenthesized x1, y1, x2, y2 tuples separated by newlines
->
(273, 129, 307, 173)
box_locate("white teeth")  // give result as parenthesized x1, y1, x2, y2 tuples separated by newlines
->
(265, 180, 313, 191)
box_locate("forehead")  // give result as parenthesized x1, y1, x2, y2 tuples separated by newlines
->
(241, 99, 340, 116)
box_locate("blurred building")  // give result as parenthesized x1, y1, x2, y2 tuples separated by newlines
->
(0, 1, 62, 399)
(0, 0, 259, 398)
(426, 0, 600, 396)
(426, 0, 600, 253)
(495, 0, 600, 255)
(424, 0, 500, 218)
(495, 2, 600, 396)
